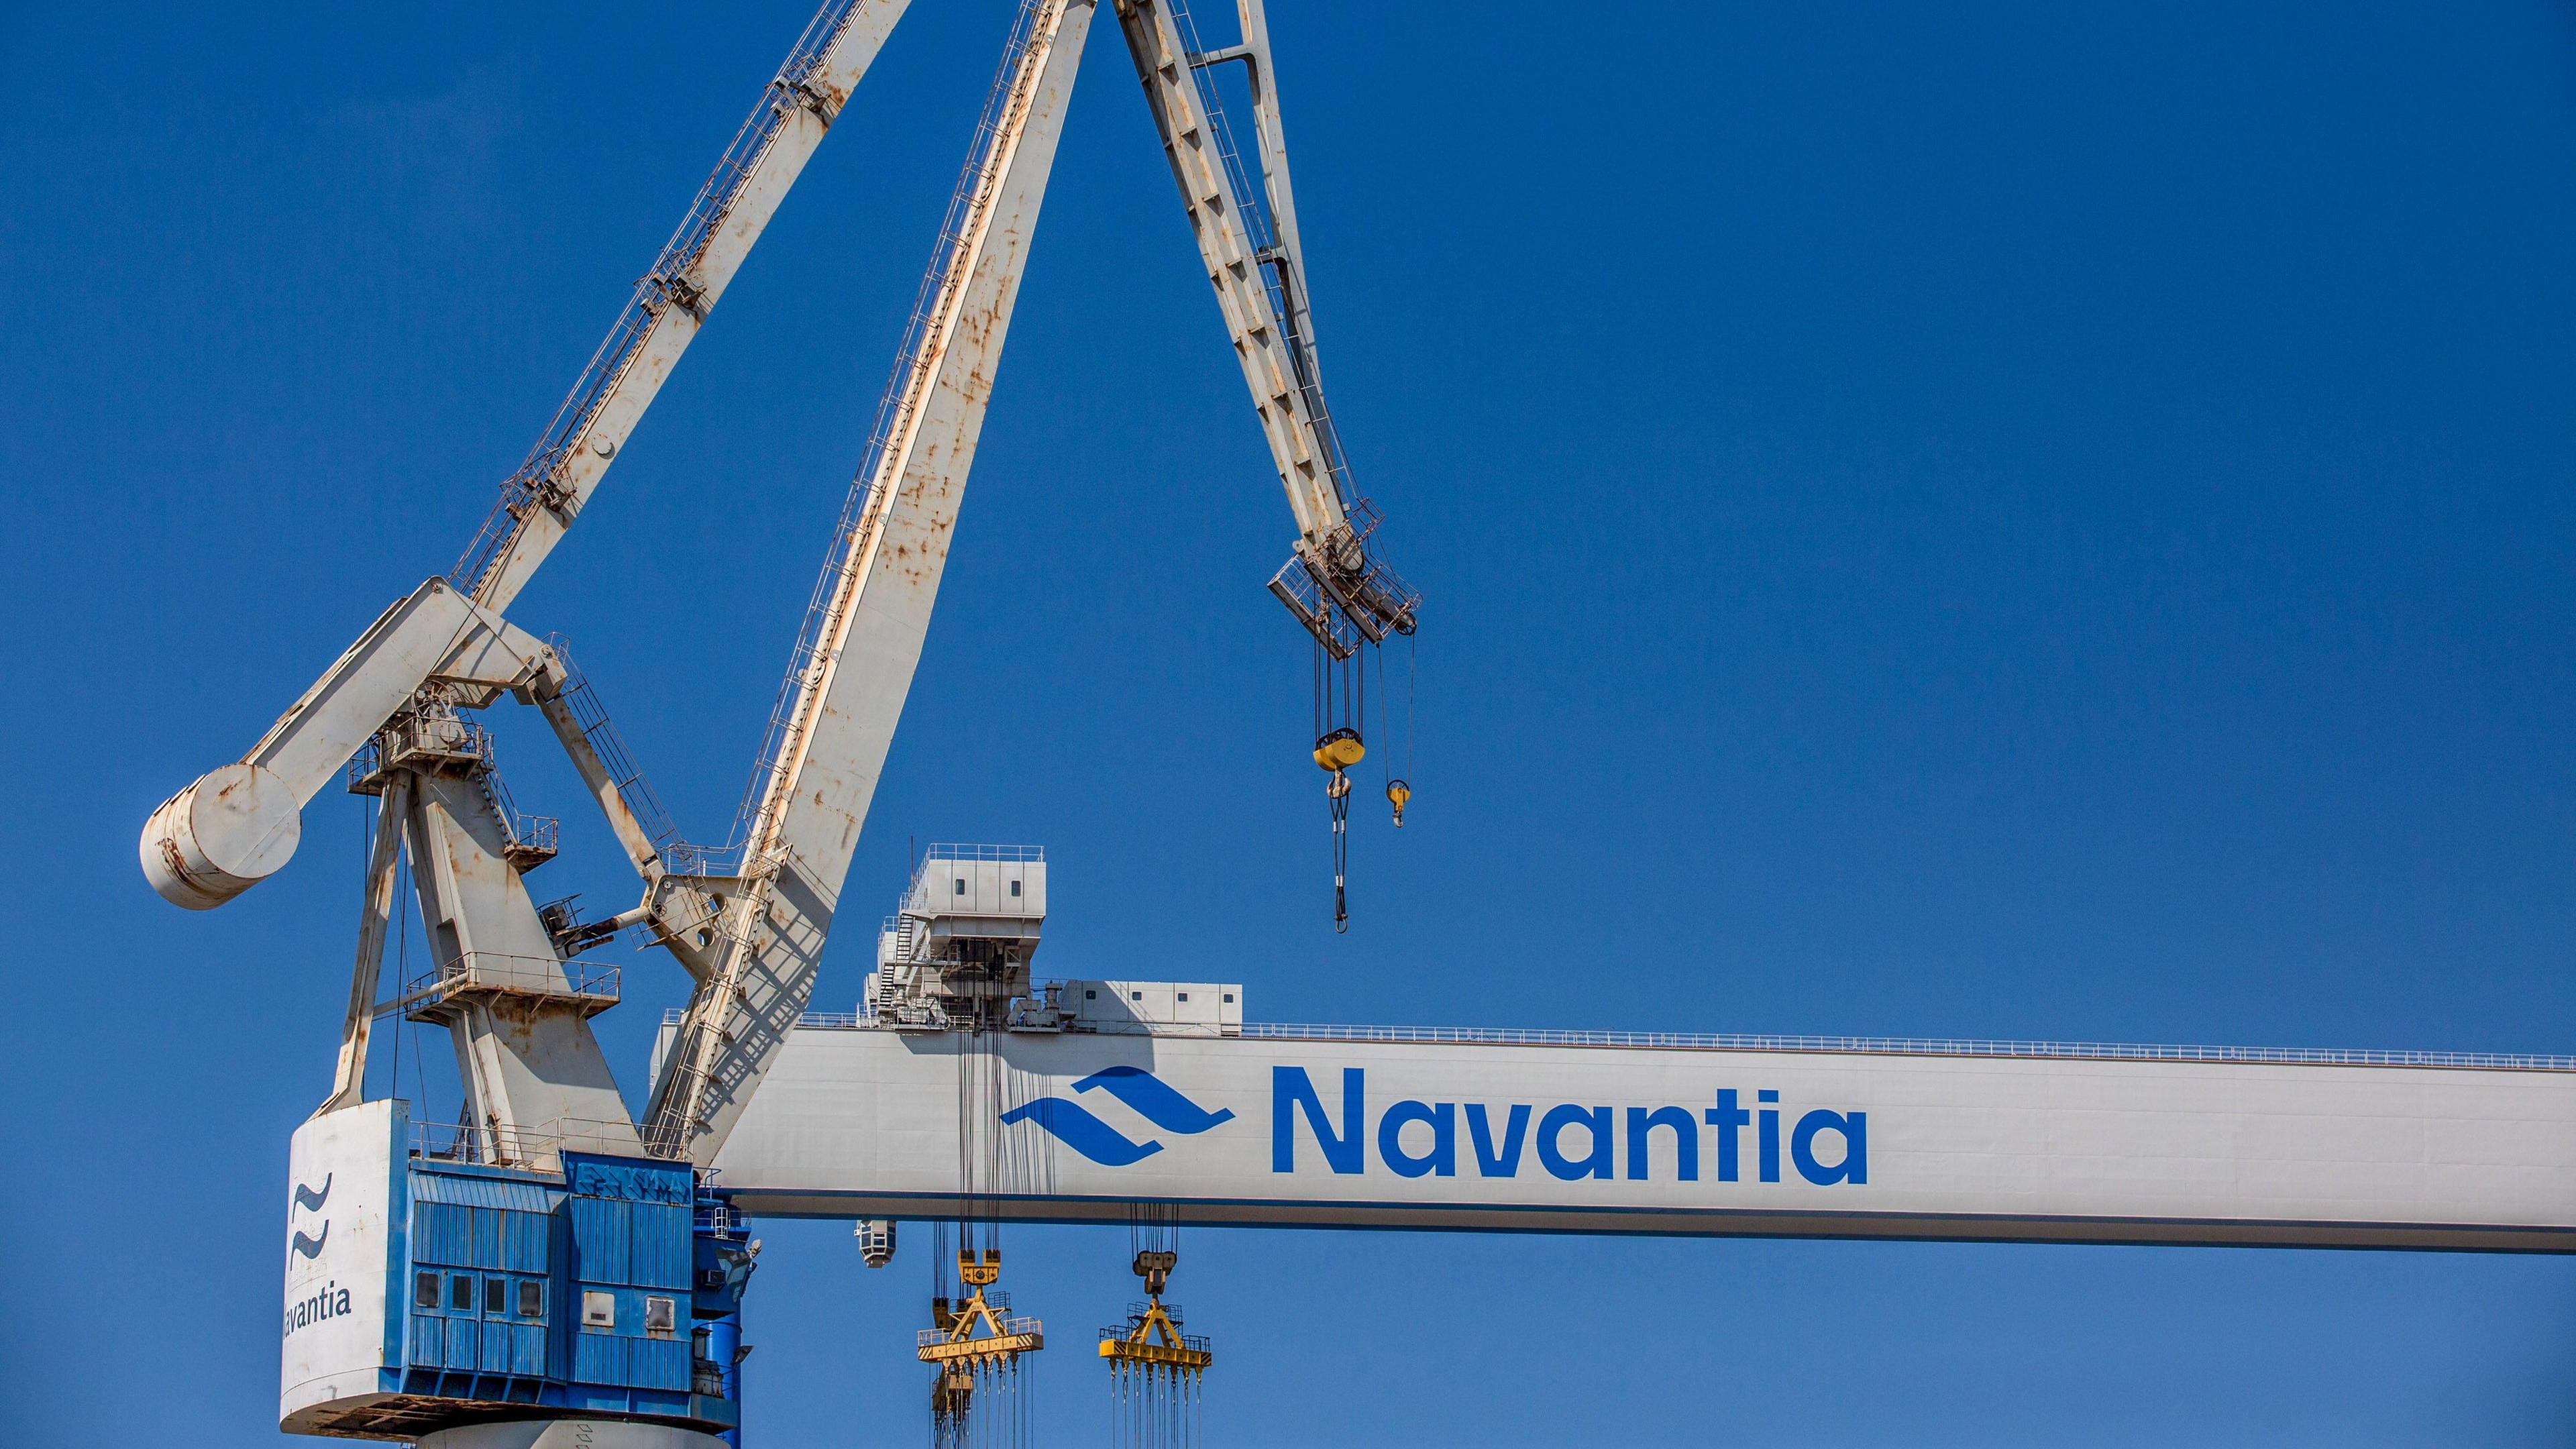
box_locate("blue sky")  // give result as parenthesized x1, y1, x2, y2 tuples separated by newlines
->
(5, 1, 2574, 1444)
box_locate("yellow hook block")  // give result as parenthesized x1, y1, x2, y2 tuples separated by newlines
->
(1313, 727, 1366, 771)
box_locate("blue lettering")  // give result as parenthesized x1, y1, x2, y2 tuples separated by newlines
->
(1625, 1105, 1699, 1181)
(1757, 1089, 1781, 1183)
(1378, 1100, 1455, 1177)
(1273, 1067, 1365, 1174)
(1790, 1109, 1867, 1185)
(1705, 1090, 1750, 1182)
(1466, 1103, 1531, 1177)
(1536, 1105, 1614, 1181)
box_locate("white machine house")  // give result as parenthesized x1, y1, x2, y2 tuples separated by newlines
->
(140, 2, 2573, 1446)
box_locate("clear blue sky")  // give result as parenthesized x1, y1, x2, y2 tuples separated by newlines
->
(5, 1, 2573, 1444)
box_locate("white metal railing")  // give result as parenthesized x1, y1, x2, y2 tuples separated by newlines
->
(1237, 1022, 2576, 1072)
(410, 1114, 640, 1167)
(920, 843, 1045, 863)
(739, 1007, 2576, 1073)
(394, 953, 620, 1016)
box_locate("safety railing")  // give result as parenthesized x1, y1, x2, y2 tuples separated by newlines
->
(392, 952, 620, 1018)
(922, 843, 1045, 863)
(1238, 1022, 2576, 1072)
(747, 1006, 2576, 1071)
(410, 1115, 641, 1168)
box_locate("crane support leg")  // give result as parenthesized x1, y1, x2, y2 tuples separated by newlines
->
(394, 761, 642, 1167)
(321, 775, 413, 1116)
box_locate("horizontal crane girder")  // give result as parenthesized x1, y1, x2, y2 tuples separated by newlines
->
(704, 1022, 2576, 1253)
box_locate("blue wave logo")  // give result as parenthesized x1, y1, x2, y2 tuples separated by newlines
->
(293, 1175, 331, 1213)
(290, 1225, 329, 1258)
(1000, 1067, 1236, 1166)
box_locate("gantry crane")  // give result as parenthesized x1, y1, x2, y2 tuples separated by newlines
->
(142, 2, 1410, 1443)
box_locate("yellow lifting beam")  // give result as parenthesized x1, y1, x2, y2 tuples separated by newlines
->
(1097, 1297, 1212, 1373)
(919, 1251, 1044, 1366)
(1098, 1249, 1212, 1373)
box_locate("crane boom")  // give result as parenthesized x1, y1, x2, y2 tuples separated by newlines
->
(455, 0, 912, 612)
(140, 1, 908, 910)
(643, 0, 1099, 1165)
(1115, 0, 1417, 654)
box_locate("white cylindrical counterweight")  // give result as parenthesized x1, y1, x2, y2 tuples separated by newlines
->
(140, 761, 301, 909)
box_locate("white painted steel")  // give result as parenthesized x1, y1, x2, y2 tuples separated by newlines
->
(280, 1100, 402, 1432)
(143, 1, 912, 911)
(708, 1024, 2576, 1251)
(323, 777, 414, 1113)
(140, 582, 477, 906)
(466, 2, 913, 614)
(402, 773, 643, 1165)
(1115, 0, 1343, 547)
(644, 0, 1098, 1166)
(138, 580, 561, 908)
(1065, 979, 1244, 1034)
(140, 761, 301, 909)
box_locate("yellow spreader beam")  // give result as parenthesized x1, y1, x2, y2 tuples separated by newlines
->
(921, 1332, 1044, 1364)
(1097, 1337, 1211, 1371)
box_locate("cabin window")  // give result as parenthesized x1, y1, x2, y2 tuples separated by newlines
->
(645, 1296, 678, 1339)
(954, 878, 966, 895)
(1177, 993, 1189, 1002)
(415, 1272, 440, 1309)
(449, 1275, 474, 1311)
(1010, 881, 1021, 897)
(518, 1279, 544, 1318)
(484, 1276, 507, 1315)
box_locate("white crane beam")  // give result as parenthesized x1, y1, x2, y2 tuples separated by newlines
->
(643, 0, 1099, 1165)
(458, 0, 914, 611)
(706, 1018, 2576, 1252)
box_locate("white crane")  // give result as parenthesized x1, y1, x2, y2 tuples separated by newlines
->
(142, 0, 1411, 1179)
(142, 6, 2567, 1448)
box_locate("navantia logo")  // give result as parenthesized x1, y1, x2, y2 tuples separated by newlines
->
(290, 1173, 331, 1258)
(1000, 1067, 1236, 1164)
(1001, 1065, 1870, 1186)
(283, 1173, 354, 1340)
(1273, 1068, 1869, 1185)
